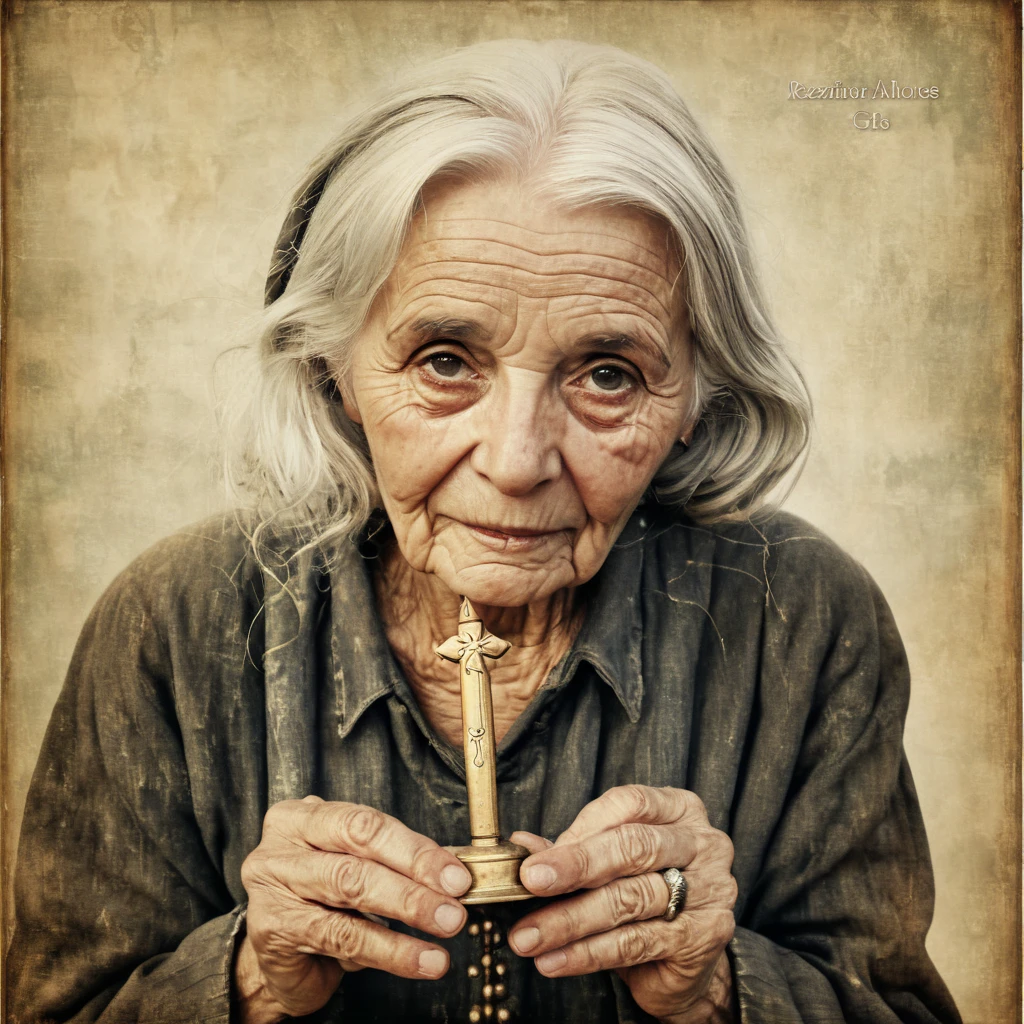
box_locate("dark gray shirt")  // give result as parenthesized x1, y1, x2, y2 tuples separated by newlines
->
(7, 506, 961, 1024)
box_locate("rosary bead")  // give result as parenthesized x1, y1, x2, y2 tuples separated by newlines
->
(482, 984, 494, 999)
(481, 953, 492, 967)
(483, 1005, 494, 1019)
(469, 1007, 482, 1023)
(494, 963, 506, 977)
(497, 1010, 511, 1023)
(468, 923, 481, 937)
(467, 965, 481, 978)
(494, 983, 506, 998)
(492, 932, 501, 945)
(483, 920, 493, 932)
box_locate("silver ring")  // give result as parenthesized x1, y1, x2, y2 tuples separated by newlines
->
(661, 867, 687, 921)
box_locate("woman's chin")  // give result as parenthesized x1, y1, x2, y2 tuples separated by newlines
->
(438, 561, 576, 610)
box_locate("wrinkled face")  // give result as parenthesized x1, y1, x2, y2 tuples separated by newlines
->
(341, 178, 694, 607)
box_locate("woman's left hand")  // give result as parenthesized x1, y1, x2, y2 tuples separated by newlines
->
(509, 785, 737, 1024)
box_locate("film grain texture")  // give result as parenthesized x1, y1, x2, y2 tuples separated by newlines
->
(3, 3, 1020, 1021)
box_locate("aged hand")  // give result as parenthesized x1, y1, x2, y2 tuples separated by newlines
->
(235, 796, 472, 1024)
(509, 786, 737, 1024)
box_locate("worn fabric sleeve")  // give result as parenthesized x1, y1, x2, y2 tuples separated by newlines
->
(6, 557, 243, 1023)
(726, 545, 961, 1024)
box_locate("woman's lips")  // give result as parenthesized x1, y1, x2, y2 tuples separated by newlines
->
(470, 524, 551, 538)
(463, 522, 568, 550)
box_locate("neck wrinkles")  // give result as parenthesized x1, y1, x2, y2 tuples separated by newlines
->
(371, 531, 585, 746)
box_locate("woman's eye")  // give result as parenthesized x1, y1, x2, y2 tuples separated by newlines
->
(426, 353, 466, 378)
(589, 365, 631, 392)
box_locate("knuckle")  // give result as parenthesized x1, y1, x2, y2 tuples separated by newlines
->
(716, 832, 737, 869)
(409, 843, 441, 883)
(572, 943, 602, 975)
(615, 924, 653, 967)
(617, 823, 658, 870)
(398, 880, 430, 925)
(719, 875, 739, 910)
(340, 806, 388, 850)
(325, 909, 363, 959)
(239, 854, 261, 890)
(569, 842, 593, 885)
(693, 824, 731, 866)
(638, 873, 663, 915)
(608, 877, 647, 923)
(684, 791, 708, 821)
(551, 901, 579, 943)
(327, 855, 367, 905)
(695, 831, 735, 878)
(712, 909, 736, 947)
(240, 845, 277, 892)
(619, 784, 652, 820)
(262, 800, 295, 834)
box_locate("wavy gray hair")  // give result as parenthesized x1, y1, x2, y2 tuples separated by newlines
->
(223, 39, 811, 556)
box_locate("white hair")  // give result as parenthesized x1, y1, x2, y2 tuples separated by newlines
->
(222, 39, 811, 558)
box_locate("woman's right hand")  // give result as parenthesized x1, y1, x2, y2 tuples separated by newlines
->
(235, 795, 473, 1024)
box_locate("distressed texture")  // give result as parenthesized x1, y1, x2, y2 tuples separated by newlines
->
(2, 3, 1019, 1022)
(7, 508, 960, 1022)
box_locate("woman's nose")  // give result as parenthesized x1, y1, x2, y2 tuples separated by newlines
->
(468, 372, 563, 496)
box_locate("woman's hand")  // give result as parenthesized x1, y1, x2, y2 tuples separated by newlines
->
(235, 796, 473, 1024)
(509, 785, 737, 1024)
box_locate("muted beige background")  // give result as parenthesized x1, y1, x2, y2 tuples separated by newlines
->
(3, 1, 1020, 1020)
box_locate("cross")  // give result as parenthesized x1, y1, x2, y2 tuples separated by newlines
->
(436, 597, 511, 688)
(435, 596, 511, 844)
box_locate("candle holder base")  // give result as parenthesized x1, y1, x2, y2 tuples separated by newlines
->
(445, 840, 533, 904)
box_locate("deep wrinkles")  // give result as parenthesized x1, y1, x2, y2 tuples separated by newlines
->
(345, 181, 692, 745)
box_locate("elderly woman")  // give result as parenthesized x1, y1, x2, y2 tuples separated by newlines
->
(8, 39, 959, 1024)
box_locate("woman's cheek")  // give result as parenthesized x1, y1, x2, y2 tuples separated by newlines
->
(362, 397, 468, 509)
(564, 417, 676, 522)
(390, 508, 437, 574)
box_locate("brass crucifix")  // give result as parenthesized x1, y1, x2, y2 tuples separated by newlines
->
(436, 596, 532, 904)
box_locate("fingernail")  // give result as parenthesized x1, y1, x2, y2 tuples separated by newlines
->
(512, 926, 540, 953)
(440, 863, 472, 895)
(536, 949, 567, 974)
(418, 948, 448, 977)
(523, 863, 557, 890)
(434, 903, 463, 934)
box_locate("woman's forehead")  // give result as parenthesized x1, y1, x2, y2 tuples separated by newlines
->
(409, 177, 678, 271)
(377, 179, 684, 326)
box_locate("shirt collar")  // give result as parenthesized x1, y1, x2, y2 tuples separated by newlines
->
(326, 510, 648, 740)
(563, 512, 646, 722)
(326, 536, 399, 741)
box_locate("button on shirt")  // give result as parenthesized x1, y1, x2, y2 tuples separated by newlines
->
(7, 507, 962, 1024)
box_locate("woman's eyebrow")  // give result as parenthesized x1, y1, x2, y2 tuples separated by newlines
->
(391, 316, 490, 342)
(589, 333, 672, 370)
